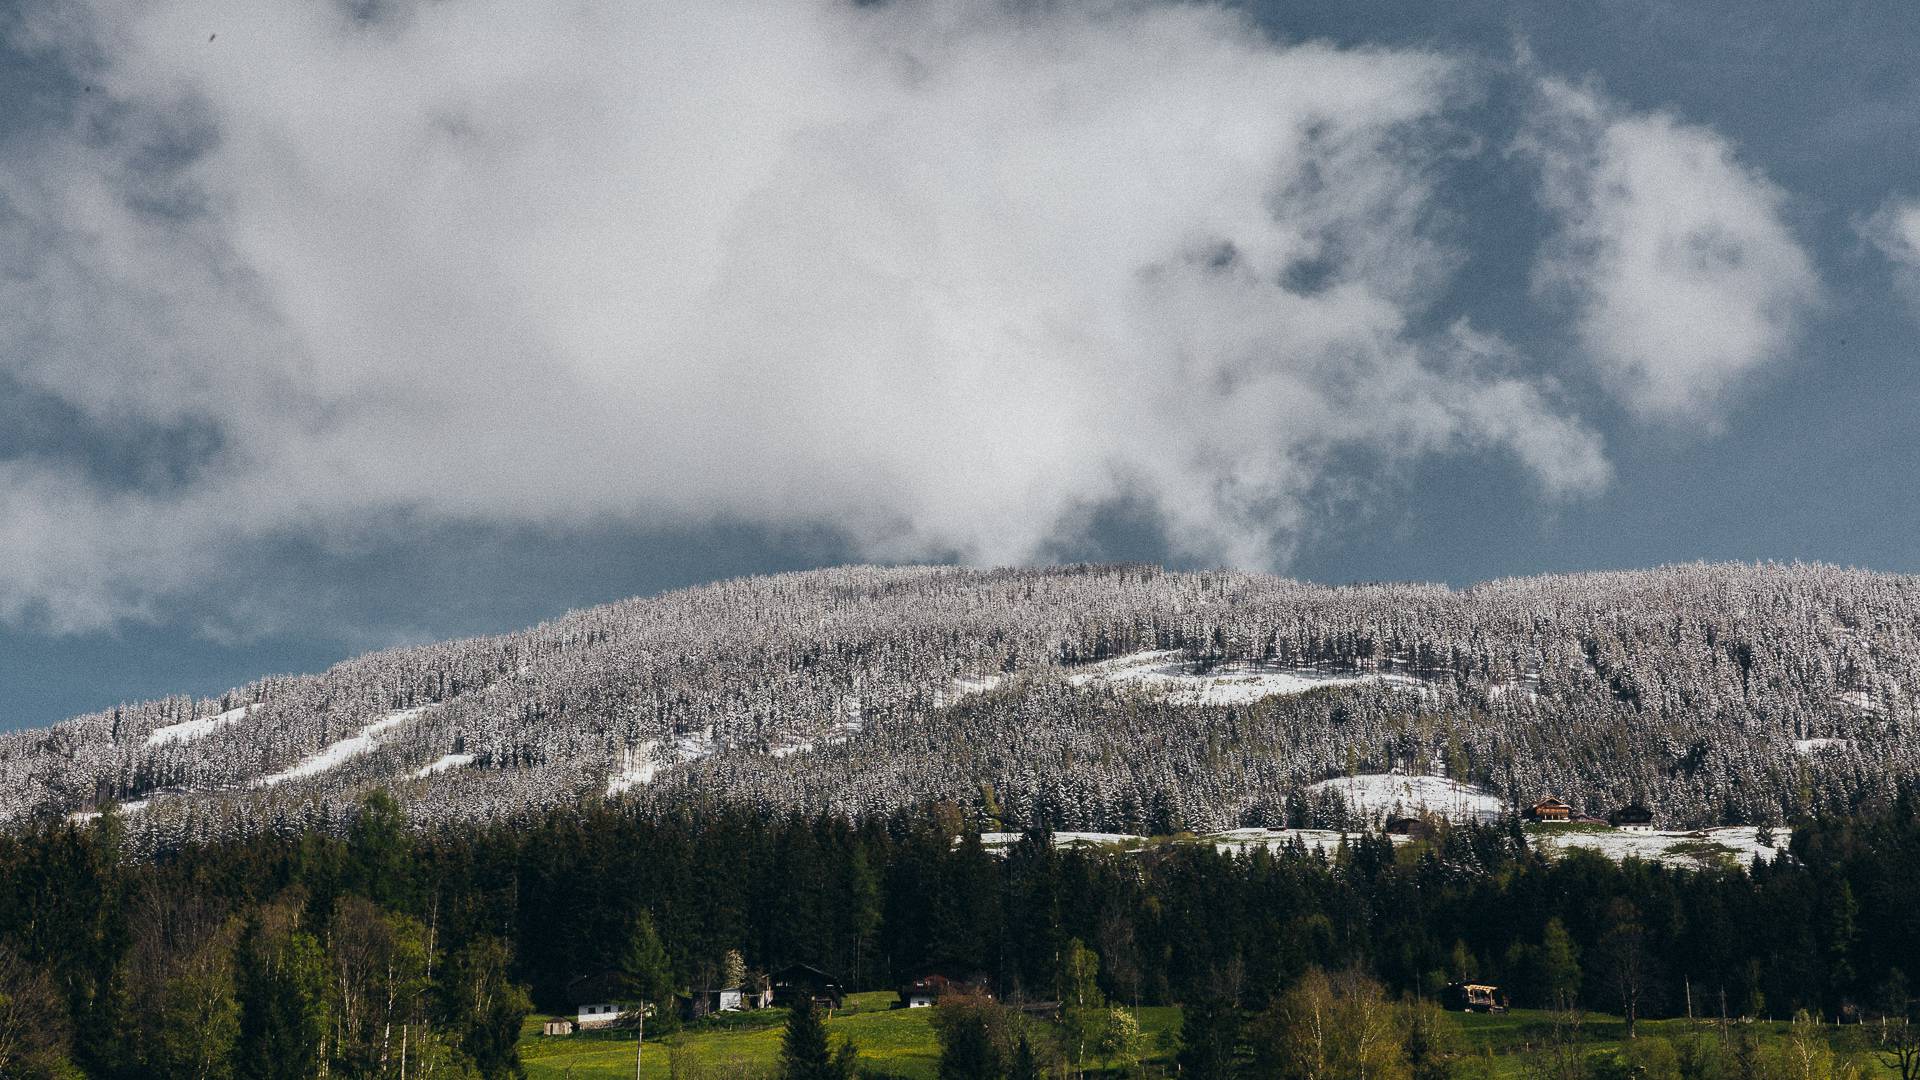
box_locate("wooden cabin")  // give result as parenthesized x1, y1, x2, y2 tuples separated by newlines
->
(771, 963, 845, 1010)
(1609, 804, 1656, 832)
(564, 973, 636, 1029)
(1526, 798, 1572, 823)
(1384, 815, 1439, 839)
(896, 974, 989, 1009)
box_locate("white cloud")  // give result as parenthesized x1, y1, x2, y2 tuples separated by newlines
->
(1523, 77, 1819, 422)
(1864, 195, 1920, 308)
(0, 0, 1614, 630)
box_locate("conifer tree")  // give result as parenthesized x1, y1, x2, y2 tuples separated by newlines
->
(1176, 996, 1241, 1080)
(618, 910, 676, 1080)
(936, 1008, 1003, 1080)
(617, 912, 675, 1012)
(235, 912, 328, 1080)
(780, 999, 856, 1080)
(1539, 918, 1582, 1012)
(1008, 1034, 1040, 1080)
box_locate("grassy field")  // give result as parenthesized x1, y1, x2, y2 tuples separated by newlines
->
(522, 992, 941, 1080)
(1450, 1010, 1902, 1080)
(521, 997, 1902, 1079)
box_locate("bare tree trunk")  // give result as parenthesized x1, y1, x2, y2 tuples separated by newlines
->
(634, 1006, 646, 1080)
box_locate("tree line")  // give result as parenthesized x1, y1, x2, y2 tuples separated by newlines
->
(1, 792, 1917, 1077)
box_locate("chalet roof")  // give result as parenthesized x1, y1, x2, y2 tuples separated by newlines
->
(566, 972, 630, 1004)
(899, 974, 988, 997)
(771, 963, 842, 987)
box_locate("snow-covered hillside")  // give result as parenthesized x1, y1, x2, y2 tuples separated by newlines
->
(1, 561, 1914, 851)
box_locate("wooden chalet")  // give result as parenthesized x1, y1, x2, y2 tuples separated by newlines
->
(1609, 804, 1656, 832)
(564, 972, 636, 1029)
(1384, 815, 1438, 839)
(771, 963, 845, 1010)
(896, 974, 990, 1009)
(1525, 798, 1572, 823)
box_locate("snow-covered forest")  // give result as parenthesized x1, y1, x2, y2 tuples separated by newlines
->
(3, 562, 1914, 851)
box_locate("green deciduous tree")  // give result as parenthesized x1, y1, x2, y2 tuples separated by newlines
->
(1401, 997, 1467, 1080)
(1251, 969, 1408, 1080)
(934, 1005, 1004, 1080)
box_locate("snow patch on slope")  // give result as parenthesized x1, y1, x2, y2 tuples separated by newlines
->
(412, 752, 476, 778)
(1309, 773, 1506, 823)
(940, 674, 1005, 706)
(1487, 677, 1540, 703)
(977, 828, 1410, 857)
(1069, 651, 1426, 705)
(606, 729, 719, 795)
(769, 714, 865, 759)
(258, 706, 433, 787)
(145, 703, 263, 747)
(1537, 826, 1787, 869)
(68, 798, 151, 824)
(978, 831, 1144, 851)
(1793, 738, 1851, 755)
(1208, 827, 1405, 854)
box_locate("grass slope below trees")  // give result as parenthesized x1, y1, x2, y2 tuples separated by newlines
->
(519, 994, 1183, 1080)
(519, 999, 1909, 1080)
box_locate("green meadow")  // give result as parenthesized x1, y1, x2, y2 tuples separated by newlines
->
(521, 996, 1905, 1080)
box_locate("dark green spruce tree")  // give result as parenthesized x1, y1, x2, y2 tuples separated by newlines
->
(235, 913, 328, 1080)
(936, 1009, 1004, 1080)
(1176, 995, 1242, 1080)
(780, 998, 856, 1080)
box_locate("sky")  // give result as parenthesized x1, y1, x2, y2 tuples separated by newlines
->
(1, 0, 1917, 730)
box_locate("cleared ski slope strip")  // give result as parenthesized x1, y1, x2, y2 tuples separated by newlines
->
(257, 706, 434, 787)
(1068, 651, 1428, 705)
(145, 703, 263, 747)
